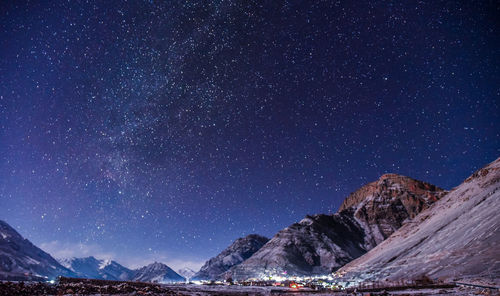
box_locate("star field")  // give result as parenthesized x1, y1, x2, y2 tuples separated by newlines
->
(0, 0, 498, 268)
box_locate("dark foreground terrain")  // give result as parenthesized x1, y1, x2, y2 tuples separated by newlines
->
(0, 278, 497, 296)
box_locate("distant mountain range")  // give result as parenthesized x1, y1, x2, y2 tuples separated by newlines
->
(1, 157, 498, 285)
(0, 221, 184, 283)
(58, 257, 133, 281)
(59, 258, 185, 283)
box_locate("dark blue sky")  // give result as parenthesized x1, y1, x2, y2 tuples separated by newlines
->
(0, 0, 498, 270)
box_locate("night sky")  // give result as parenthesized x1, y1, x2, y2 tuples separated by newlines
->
(0, 1, 498, 270)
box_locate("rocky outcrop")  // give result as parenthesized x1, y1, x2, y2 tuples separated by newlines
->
(339, 174, 442, 212)
(228, 174, 445, 280)
(343, 174, 446, 247)
(339, 157, 500, 285)
(192, 234, 269, 280)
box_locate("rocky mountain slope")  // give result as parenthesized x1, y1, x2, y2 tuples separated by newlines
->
(229, 174, 445, 279)
(178, 267, 196, 280)
(0, 220, 75, 281)
(131, 262, 185, 283)
(192, 234, 269, 280)
(59, 256, 133, 281)
(338, 157, 500, 285)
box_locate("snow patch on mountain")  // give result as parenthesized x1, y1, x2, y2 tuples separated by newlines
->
(58, 256, 132, 280)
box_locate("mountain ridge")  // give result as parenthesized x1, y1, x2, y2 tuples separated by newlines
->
(0, 220, 75, 281)
(338, 157, 500, 286)
(132, 261, 185, 283)
(192, 234, 269, 280)
(58, 256, 133, 281)
(228, 173, 446, 280)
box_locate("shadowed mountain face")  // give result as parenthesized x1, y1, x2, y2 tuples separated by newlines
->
(132, 262, 185, 283)
(192, 234, 269, 280)
(0, 220, 75, 281)
(339, 157, 500, 286)
(228, 174, 445, 279)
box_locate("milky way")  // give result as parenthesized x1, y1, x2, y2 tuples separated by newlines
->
(0, 1, 498, 268)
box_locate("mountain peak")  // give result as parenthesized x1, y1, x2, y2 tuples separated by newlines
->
(338, 174, 445, 213)
(234, 234, 268, 244)
(0, 220, 23, 240)
(132, 262, 184, 283)
(147, 262, 167, 269)
(229, 174, 445, 280)
(192, 234, 269, 280)
(339, 157, 500, 284)
(58, 256, 132, 280)
(379, 173, 404, 180)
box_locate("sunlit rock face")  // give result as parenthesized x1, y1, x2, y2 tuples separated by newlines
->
(339, 157, 500, 285)
(228, 174, 445, 280)
(342, 173, 446, 247)
(192, 234, 269, 280)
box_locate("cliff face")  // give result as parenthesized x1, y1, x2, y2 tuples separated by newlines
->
(339, 158, 500, 286)
(339, 174, 443, 212)
(343, 174, 446, 247)
(228, 174, 445, 280)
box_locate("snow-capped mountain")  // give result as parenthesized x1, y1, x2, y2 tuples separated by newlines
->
(58, 256, 133, 281)
(192, 234, 269, 280)
(0, 220, 75, 281)
(339, 157, 500, 286)
(132, 262, 185, 283)
(177, 267, 196, 280)
(229, 174, 445, 279)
